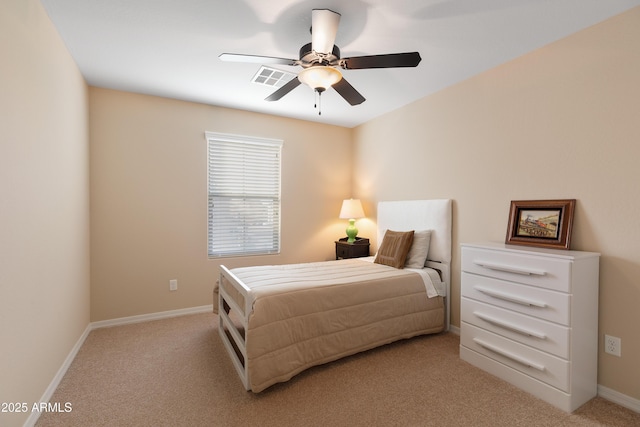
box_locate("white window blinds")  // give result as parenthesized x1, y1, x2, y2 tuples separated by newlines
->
(206, 132, 282, 257)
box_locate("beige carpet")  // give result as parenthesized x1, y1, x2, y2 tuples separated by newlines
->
(36, 313, 639, 426)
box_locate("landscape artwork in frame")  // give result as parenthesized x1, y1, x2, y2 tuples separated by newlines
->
(505, 199, 576, 250)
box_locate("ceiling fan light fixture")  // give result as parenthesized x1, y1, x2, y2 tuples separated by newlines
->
(298, 66, 342, 91)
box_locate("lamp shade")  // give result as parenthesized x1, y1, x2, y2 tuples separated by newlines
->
(339, 199, 365, 219)
(298, 66, 342, 91)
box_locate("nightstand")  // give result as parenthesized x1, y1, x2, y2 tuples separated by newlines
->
(335, 237, 370, 260)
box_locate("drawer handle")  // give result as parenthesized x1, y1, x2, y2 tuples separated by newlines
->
(473, 338, 546, 371)
(473, 261, 546, 276)
(474, 286, 547, 308)
(473, 311, 547, 339)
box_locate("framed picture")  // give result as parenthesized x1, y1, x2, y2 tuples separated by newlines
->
(505, 199, 576, 250)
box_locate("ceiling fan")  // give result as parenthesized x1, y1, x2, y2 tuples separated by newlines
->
(219, 9, 421, 111)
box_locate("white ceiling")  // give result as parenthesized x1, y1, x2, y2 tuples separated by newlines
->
(40, 0, 640, 128)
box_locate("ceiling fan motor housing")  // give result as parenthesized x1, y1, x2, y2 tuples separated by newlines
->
(299, 42, 340, 68)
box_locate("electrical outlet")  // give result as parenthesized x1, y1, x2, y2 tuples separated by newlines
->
(604, 334, 621, 357)
(169, 279, 178, 291)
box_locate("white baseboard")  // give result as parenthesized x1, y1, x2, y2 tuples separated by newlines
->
(598, 385, 640, 413)
(90, 305, 213, 329)
(23, 305, 214, 427)
(23, 323, 92, 427)
(448, 324, 461, 335)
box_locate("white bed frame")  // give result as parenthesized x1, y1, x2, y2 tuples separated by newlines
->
(217, 265, 253, 390)
(218, 199, 452, 391)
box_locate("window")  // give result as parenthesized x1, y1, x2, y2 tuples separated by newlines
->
(206, 132, 282, 257)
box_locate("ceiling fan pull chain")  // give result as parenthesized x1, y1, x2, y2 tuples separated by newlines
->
(313, 90, 322, 115)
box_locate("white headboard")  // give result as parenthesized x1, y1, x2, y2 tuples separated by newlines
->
(377, 199, 452, 264)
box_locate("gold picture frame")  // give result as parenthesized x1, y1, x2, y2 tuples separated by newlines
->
(505, 199, 576, 250)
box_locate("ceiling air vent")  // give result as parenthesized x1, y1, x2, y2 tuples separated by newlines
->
(252, 66, 296, 88)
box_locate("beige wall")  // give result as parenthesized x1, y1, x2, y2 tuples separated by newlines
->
(0, 1, 90, 426)
(353, 8, 640, 401)
(89, 88, 353, 321)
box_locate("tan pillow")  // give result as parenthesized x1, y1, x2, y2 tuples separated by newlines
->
(374, 230, 415, 269)
(405, 230, 432, 269)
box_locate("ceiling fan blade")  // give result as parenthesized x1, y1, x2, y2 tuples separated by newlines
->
(340, 52, 422, 69)
(219, 53, 298, 66)
(265, 77, 301, 102)
(332, 78, 365, 106)
(311, 9, 341, 55)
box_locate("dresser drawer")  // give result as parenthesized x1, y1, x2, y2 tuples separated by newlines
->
(461, 323, 570, 392)
(462, 246, 572, 292)
(462, 272, 570, 325)
(462, 298, 570, 358)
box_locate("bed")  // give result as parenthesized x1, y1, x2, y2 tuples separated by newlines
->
(215, 199, 452, 392)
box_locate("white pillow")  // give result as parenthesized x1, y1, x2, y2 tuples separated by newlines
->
(404, 230, 432, 269)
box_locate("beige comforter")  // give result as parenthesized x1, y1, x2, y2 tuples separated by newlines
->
(219, 259, 445, 392)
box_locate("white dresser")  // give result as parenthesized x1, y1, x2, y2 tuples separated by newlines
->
(460, 242, 600, 412)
